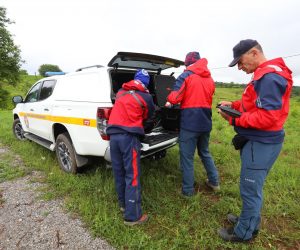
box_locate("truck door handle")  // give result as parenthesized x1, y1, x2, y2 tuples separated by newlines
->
(30, 109, 34, 111)
(44, 108, 49, 111)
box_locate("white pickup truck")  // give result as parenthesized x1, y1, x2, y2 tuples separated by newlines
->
(12, 52, 182, 173)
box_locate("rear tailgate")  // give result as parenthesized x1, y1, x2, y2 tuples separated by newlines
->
(141, 130, 178, 152)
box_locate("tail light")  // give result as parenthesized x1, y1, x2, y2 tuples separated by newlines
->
(97, 107, 112, 140)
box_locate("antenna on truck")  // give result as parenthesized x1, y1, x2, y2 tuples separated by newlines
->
(76, 65, 103, 72)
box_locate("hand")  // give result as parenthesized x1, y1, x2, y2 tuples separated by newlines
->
(217, 100, 232, 121)
(165, 101, 173, 108)
(218, 101, 232, 107)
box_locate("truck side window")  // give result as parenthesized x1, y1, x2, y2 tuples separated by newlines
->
(40, 80, 56, 101)
(24, 82, 42, 103)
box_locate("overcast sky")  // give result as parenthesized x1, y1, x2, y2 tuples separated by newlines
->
(2, 0, 300, 85)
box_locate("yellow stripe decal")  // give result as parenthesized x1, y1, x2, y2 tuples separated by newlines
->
(19, 112, 97, 127)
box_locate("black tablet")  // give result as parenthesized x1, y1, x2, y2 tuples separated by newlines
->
(216, 105, 241, 118)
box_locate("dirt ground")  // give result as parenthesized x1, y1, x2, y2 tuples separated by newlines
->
(0, 144, 114, 250)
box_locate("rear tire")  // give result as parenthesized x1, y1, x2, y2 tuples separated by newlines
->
(55, 133, 77, 174)
(12, 118, 27, 141)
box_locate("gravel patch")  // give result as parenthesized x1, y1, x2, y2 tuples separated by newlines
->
(0, 145, 114, 250)
(0, 147, 9, 154)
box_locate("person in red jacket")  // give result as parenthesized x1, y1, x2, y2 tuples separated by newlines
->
(166, 51, 220, 197)
(107, 69, 155, 226)
(218, 39, 293, 242)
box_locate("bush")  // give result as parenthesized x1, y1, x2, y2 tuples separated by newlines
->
(38, 64, 62, 77)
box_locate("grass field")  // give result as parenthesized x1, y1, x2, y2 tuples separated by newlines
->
(0, 87, 299, 249)
(0, 74, 42, 110)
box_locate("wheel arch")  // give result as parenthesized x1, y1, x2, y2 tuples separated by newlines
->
(52, 123, 89, 169)
(13, 113, 20, 120)
(53, 123, 69, 141)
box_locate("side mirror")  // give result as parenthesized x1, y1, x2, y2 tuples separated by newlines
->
(12, 95, 23, 104)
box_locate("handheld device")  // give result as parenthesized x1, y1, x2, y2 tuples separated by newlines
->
(216, 104, 241, 118)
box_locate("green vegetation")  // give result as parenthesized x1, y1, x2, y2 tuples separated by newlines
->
(291, 85, 300, 97)
(215, 81, 245, 88)
(38, 64, 62, 77)
(0, 87, 299, 249)
(0, 74, 42, 110)
(215, 81, 300, 98)
(0, 6, 23, 84)
(0, 143, 27, 182)
(0, 6, 24, 111)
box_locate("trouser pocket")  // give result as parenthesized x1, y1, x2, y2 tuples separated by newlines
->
(242, 141, 282, 170)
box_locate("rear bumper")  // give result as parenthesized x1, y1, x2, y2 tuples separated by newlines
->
(103, 137, 178, 162)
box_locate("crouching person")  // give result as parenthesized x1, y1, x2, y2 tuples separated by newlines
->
(107, 69, 155, 226)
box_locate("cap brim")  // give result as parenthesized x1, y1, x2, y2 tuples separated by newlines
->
(228, 57, 240, 67)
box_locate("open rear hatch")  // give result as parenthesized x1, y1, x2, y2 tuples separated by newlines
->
(108, 52, 184, 71)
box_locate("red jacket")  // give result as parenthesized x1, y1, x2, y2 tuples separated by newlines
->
(230, 58, 293, 143)
(107, 80, 155, 136)
(167, 58, 215, 132)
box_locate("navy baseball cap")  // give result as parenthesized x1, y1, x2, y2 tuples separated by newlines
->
(229, 39, 259, 67)
(184, 51, 201, 66)
(134, 69, 150, 87)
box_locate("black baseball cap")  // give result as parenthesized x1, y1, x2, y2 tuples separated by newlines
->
(229, 39, 259, 67)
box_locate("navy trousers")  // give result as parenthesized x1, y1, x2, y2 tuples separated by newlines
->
(110, 133, 142, 222)
(179, 128, 219, 195)
(234, 140, 282, 240)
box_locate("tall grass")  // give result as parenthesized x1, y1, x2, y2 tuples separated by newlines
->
(0, 74, 42, 110)
(0, 87, 299, 249)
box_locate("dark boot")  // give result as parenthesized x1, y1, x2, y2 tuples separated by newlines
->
(227, 213, 259, 237)
(227, 213, 239, 224)
(218, 227, 252, 242)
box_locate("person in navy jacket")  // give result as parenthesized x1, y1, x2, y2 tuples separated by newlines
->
(166, 52, 220, 197)
(107, 69, 155, 226)
(218, 39, 293, 242)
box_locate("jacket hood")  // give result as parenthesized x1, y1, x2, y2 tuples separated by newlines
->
(185, 58, 211, 77)
(253, 57, 293, 82)
(122, 80, 149, 92)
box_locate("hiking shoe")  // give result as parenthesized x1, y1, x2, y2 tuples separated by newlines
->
(124, 214, 148, 226)
(205, 180, 220, 191)
(227, 213, 259, 237)
(227, 213, 239, 224)
(218, 227, 251, 242)
(182, 191, 195, 198)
